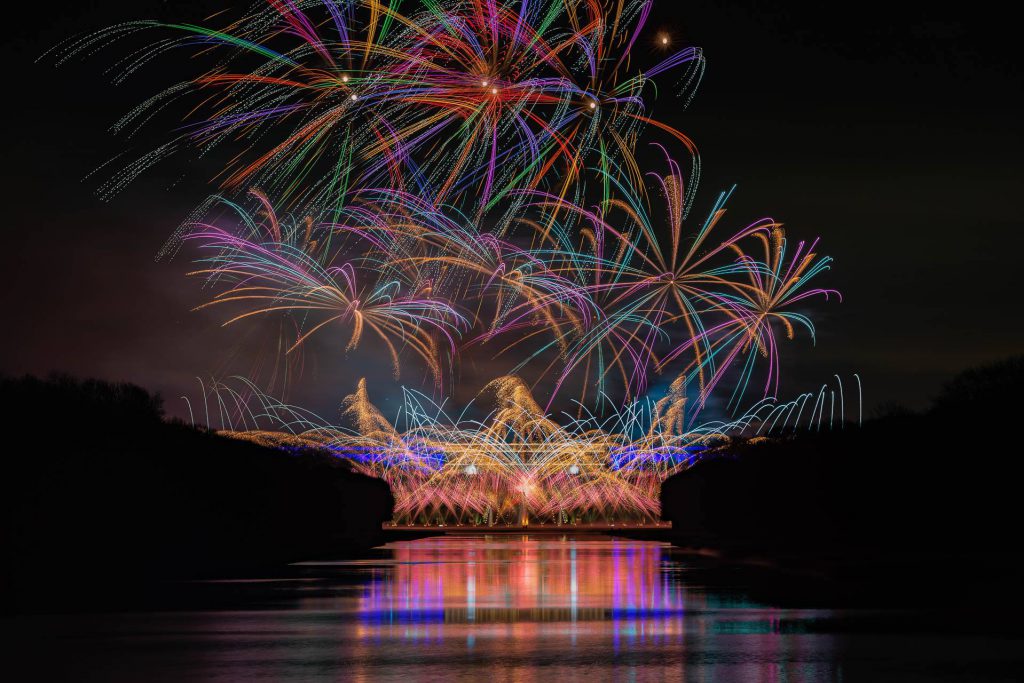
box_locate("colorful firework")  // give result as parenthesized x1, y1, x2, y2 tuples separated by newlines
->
(56, 1, 847, 523)
(179, 157, 835, 410)
(185, 191, 468, 386)
(462, 147, 837, 411)
(59, 0, 703, 221)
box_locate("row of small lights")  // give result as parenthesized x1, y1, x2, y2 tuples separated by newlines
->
(338, 74, 598, 108)
(389, 522, 674, 527)
(463, 464, 581, 475)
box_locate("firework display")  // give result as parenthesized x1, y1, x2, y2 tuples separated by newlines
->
(66, 0, 842, 524)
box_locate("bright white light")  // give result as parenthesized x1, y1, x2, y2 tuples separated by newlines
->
(569, 464, 580, 475)
(481, 79, 489, 86)
(589, 101, 597, 109)
(465, 464, 478, 475)
(491, 87, 499, 95)
(341, 75, 350, 83)
(350, 94, 358, 101)
(661, 36, 669, 45)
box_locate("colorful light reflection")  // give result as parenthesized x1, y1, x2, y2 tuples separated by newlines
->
(357, 536, 686, 640)
(336, 535, 838, 681)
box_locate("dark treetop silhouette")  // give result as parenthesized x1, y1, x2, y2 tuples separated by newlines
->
(0, 374, 393, 611)
(661, 355, 1024, 608)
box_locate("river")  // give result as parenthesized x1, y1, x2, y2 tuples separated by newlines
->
(4, 534, 1023, 681)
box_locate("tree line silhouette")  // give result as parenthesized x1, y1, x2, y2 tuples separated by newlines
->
(1, 374, 393, 610)
(661, 355, 1024, 606)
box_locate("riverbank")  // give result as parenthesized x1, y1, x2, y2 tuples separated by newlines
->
(1, 375, 395, 613)
(658, 358, 1024, 611)
(384, 521, 671, 533)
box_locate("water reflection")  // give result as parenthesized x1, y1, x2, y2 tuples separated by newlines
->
(359, 536, 684, 635)
(319, 535, 837, 681)
(10, 535, 1021, 681)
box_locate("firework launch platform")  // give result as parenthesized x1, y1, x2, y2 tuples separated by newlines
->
(384, 522, 672, 534)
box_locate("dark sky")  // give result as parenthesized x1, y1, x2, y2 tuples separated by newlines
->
(2, 0, 1021, 420)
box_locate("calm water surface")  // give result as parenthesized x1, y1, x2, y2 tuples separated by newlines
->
(5, 535, 1023, 681)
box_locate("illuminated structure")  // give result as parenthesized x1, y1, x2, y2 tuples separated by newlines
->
(229, 376, 705, 525)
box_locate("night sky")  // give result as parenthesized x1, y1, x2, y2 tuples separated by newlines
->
(3, 1, 1020, 420)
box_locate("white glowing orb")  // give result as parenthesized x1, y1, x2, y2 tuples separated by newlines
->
(569, 464, 580, 475)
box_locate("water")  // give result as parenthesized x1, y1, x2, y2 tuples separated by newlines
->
(4, 535, 1023, 681)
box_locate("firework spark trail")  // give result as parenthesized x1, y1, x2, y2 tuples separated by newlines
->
(185, 195, 468, 385)
(469, 148, 836, 412)
(59, 0, 704, 222)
